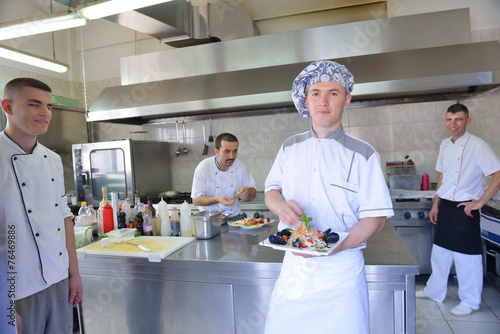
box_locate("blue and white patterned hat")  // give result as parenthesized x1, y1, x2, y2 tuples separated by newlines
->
(291, 60, 354, 118)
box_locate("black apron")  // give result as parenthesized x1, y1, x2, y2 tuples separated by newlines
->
(433, 198, 482, 255)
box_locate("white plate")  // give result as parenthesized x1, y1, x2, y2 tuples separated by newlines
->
(228, 219, 274, 229)
(259, 231, 349, 256)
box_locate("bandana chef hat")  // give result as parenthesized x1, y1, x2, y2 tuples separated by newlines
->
(291, 60, 354, 118)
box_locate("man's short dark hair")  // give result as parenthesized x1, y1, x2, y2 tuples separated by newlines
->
(4, 77, 52, 99)
(447, 103, 469, 117)
(215, 133, 238, 149)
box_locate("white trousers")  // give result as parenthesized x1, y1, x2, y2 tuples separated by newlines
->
(424, 244, 483, 309)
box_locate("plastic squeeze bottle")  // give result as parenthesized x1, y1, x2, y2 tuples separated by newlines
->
(180, 201, 192, 237)
(157, 197, 172, 236)
(102, 201, 114, 233)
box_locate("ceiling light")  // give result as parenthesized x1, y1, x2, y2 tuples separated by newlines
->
(78, 0, 175, 20)
(0, 45, 70, 73)
(0, 12, 87, 41)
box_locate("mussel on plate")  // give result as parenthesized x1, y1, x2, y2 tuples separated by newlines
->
(269, 234, 287, 245)
(325, 231, 340, 244)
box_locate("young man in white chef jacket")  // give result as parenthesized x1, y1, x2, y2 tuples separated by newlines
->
(264, 61, 394, 333)
(0, 78, 83, 333)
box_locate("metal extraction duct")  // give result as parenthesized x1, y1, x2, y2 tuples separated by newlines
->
(54, 0, 258, 46)
(87, 8, 500, 124)
(103, 0, 258, 47)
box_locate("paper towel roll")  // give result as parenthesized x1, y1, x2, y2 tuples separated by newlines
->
(110, 192, 119, 230)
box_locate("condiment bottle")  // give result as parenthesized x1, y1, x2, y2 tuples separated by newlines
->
(136, 212, 144, 235)
(117, 211, 127, 229)
(121, 198, 132, 225)
(102, 201, 114, 233)
(180, 200, 192, 237)
(147, 196, 156, 217)
(142, 204, 153, 236)
(157, 197, 171, 236)
(87, 204, 97, 237)
(171, 207, 180, 237)
(100, 186, 108, 207)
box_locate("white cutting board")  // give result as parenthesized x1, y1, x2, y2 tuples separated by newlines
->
(76, 236, 195, 262)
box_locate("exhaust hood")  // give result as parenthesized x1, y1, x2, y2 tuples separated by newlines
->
(87, 8, 500, 124)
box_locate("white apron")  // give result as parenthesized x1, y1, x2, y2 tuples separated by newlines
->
(265, 250, 369, 333)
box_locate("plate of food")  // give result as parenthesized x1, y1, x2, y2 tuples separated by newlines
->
(228, 217, 273, 229)
(259, 214, 349, 256)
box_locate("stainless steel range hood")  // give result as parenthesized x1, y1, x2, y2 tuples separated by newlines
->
(87, 8, 500, 124)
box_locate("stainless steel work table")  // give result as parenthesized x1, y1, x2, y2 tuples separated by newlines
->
(77, 222, 418, 334)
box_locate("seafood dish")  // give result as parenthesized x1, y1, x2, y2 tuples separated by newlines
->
(260, 214, 349, 255)
(228, 217, 271, 229)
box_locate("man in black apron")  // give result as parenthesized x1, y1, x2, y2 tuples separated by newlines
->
(416, 103, 500, 316)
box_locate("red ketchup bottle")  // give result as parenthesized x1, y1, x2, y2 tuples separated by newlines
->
(102, 200, 114, 233)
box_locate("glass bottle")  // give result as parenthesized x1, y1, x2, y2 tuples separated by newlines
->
(147, 196, 156, 218)
(100, 187, 108, 207)
(142, 204, 153, 236)
(121, 198, 132, 224)
(87, 204, 97, 237)
(171, 207, 180, 237)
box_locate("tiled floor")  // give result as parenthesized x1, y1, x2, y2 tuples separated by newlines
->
(416, 274, 500, 334)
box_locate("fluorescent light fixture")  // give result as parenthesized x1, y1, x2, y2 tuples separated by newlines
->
(0, 45, 70, 73)
(0, 12, 88, 41)
(0, 1, 174, 42)
(0, 0, 174, 72)
(78, 0, 174, 20)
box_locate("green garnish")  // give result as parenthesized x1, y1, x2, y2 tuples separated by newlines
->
(298, 213, 313, 230)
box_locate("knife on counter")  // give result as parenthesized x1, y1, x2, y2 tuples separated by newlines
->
(127, 242, 151, 252)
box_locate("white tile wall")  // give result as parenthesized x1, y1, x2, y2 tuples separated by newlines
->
(2, 24, 499, 194)
(85, 86, 500, 193)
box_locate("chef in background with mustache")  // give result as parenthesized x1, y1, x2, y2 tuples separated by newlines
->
(192, 133, 256, 219)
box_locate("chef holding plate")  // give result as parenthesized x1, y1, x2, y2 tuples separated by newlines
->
(264, 61, 393, 333)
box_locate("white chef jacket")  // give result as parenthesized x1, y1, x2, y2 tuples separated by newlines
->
(265, 126, 393, 241)
(0, 131, 72, 300)
(435, 131, 500, 201)
(264, 127, 393, 333)
(191, 156, 256, 215)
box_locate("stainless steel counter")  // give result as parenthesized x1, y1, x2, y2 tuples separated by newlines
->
(77, 221, 418, 334)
